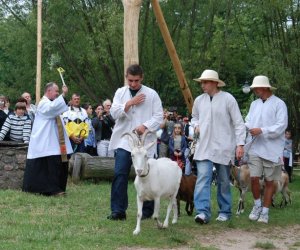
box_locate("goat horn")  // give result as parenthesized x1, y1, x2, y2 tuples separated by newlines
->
(122, 132, 140, 146)
(141, 129, 153, 146)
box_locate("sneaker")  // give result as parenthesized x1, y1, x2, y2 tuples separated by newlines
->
(195, 213, 207, 224)
(257, 212, 269, 224)
(216, 214, 229, 222)
(249, 205, 262, 221)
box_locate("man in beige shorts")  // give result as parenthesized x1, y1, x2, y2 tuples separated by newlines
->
(245, 75, 287, 223)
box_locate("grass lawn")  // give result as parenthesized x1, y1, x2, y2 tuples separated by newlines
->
(0, 172, 299, 250)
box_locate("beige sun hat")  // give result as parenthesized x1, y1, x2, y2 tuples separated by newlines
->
(193, 69, 225, 87)
(250, 75, 276, 90)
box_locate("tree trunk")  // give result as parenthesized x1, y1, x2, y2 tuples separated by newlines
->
(36, 0, 42, 103)
(69, 153, 135, 183)
(122, 0, 142, 83)
(151, 0, 194, 113)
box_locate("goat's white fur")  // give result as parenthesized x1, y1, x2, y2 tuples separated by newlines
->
(124, 131, 182, 235)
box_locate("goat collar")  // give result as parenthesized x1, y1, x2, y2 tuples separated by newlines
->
(139, 162, 150, 178)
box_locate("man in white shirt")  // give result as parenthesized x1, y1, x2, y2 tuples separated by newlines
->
(192, 69, 245, 224)
(23, 82, 73, 196)
(245, 75, 288, 223)
(107, 64, 163, 220)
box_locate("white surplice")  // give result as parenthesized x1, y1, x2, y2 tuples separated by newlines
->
(27, 95, 73, 159)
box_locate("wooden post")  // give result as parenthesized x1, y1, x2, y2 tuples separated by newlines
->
(151, 0, 194, 113)
(122, 0, 142, 84)
(36, 0, 42, 103)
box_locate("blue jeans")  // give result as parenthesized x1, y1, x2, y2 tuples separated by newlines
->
(110, 148, 154, 216)
(194, 160, 231, 221)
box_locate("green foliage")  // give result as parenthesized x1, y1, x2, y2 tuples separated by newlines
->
(1, 0, 300, 142)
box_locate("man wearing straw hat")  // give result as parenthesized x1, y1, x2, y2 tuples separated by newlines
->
(245, 75, 287, 223)
(191, 69, 246, 224)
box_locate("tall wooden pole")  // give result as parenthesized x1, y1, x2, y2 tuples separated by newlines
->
(122, 0, 142, 84)
(151, 0, 194, 113)
(36, 0, 42, 103)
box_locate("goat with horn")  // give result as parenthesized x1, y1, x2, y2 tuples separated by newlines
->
(123, 130, 182, 235)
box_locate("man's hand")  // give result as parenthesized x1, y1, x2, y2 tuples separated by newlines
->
(62, 86, 68, 97)
(249, 128, 262, 136)
(70, 135, 82, 144)
(236, 145, 244, 160)
(194, 126, 200, 136)
(135, 124, 147, 135)
(125, 93, 146, 112)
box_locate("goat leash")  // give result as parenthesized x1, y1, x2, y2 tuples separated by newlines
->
(242, 136, 257, 162)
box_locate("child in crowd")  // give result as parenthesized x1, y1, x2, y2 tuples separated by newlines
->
(0, 102, 32, 143)
(169, 122, 187, 170)
(283, 129, 293, 182)
(82, 103, 97, 156)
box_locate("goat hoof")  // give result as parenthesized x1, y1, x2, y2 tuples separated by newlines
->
(172, 219, 177, 224)
(156, 222, 163, 228)
(133, 229, 140, 235)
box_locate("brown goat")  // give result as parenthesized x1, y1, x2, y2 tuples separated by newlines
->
(176, 174, 197, 216)
(230, 164, 291, 215)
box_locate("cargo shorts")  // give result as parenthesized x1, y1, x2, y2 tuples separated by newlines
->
(248, 155, 282, 181)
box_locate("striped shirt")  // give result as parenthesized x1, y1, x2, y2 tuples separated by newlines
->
(0, 114, 32, 143)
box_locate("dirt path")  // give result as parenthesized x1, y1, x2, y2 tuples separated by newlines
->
(195, 225, 300, 250)
(122, 225, 300, 250)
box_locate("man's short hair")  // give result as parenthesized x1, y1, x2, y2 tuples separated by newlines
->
(15, 102, 26, 110)
(72, 93, 80, 98)
(126, 64, 143, 77)
(44, 82, 57, 93)
(103, 99, 111, 106)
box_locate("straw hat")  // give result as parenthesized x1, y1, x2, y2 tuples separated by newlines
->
(193, 69, 225, 87)
(250, 75, 276, 90)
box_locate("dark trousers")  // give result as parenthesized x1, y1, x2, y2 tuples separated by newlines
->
(283, 157, 292, 182)
(71, 140, 85, 153)
(110, 148, 154, 217)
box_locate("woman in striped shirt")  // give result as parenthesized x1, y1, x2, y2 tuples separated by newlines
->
(0, 102, 32, 143)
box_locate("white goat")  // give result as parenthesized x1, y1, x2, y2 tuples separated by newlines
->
(124, 130, 182, 235)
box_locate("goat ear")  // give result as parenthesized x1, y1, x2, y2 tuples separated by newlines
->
(144, 140, 156, 150)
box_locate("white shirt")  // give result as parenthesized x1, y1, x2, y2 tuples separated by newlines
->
(27, 95, 73, 159)
(191, 91, 246, 165)
(245, 95, 287, 163)
(108, 85, 163, 157)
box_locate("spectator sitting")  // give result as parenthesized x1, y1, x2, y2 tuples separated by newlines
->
(169, 122, 187, 171)
(0, 102, 32, 143)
